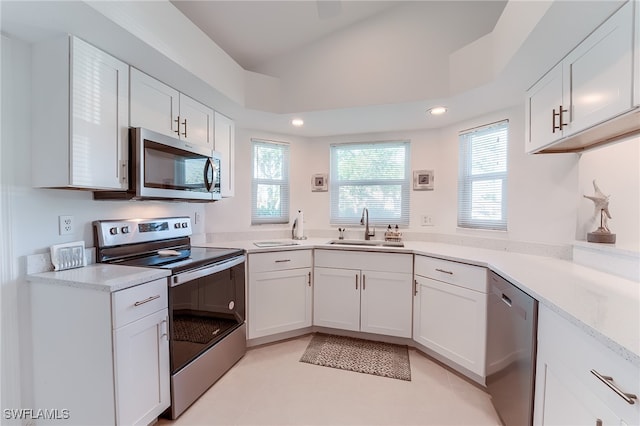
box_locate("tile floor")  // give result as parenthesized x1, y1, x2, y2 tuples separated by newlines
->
(157, 334, 502, 426)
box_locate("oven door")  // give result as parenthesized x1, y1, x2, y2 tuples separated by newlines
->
(168, 255, 245, 374)
(133, 127, 218, 201)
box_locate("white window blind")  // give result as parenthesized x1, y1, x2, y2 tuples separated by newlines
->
(252, 139, 290, 224)
(330, 141, 410, 226)
(458, 120, 508, 231)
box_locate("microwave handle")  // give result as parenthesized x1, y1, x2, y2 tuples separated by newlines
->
(204, 157, 214, 192)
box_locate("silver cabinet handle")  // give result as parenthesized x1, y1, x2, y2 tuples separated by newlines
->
(355, 274, 358, 290)
(435, 268, 453, 275)
(363, 274, 366, 290)
(160, 318, 168, 341)
(181, 118, 187, 138)
(174, 116, 181, 135)
(134, 294, 160, 307)
(308, 271, 311, 287)
(414, 279, 418, 296)
(275, 259, 291, 263)
(590, 369, 637, 405)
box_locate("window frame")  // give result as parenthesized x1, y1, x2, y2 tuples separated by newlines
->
(251, 139, 290, 225)
(329, 140, 410, 227)
(457, 120, 509, 231)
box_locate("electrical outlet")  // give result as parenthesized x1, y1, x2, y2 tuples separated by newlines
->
(59, 215, 74, 235)
(421, 215, 434, 226)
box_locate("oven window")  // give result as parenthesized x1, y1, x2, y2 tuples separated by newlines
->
(169, 262, 245, 373)
(144, 140, 211, 192)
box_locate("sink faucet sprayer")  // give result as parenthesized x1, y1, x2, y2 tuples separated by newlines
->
(360, 208, 375, 240)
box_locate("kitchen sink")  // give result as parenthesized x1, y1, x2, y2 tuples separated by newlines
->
(328, 239, 404, 248)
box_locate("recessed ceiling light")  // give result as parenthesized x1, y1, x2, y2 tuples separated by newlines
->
(427, 106, 447, 116)
(291, 118, 304, 127)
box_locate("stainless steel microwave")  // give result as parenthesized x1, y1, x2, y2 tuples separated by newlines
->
(95, 127, 221, 202)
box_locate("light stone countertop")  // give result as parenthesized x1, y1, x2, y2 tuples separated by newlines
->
(197, 238, 640, 367)
(27, 264, 171, 292)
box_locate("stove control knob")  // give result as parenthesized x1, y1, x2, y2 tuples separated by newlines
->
(174, 223, 181, 229)
(109, 227, 118, 235)
(181, 222, 188, 228)
(121, 226, 130, 234)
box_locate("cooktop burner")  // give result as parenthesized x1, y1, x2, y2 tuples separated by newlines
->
(93, 217, 244, 274)
(113, 247, 243, 274)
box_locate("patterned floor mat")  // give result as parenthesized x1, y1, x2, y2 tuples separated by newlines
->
(300, 333, 411, 381)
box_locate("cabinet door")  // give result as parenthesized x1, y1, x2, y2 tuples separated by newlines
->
(413, 276, 487, 376)
(525, 63, 564, 153)
(71, 37, 129, 189)
(313, 267, 360, 332)
(248, 267, 312, 339)
(535, 359, 620, 426)
(113, 309, 170, 426)
(214, 112, 235, 197)
(130, 68, 180, 138)
(563, 2, 633, 135)
(179, 94, 214, 147)
(360, 270, 412, 338)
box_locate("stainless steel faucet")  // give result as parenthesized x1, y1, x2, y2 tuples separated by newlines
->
(360, 208, 375, 240)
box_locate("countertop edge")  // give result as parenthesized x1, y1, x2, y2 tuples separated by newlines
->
(207, 239, 640, 366)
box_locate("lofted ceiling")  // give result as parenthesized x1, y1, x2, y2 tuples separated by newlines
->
(171, 1, 509, 113)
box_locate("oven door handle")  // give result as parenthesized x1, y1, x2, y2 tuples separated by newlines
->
(171, 255, 245, 287)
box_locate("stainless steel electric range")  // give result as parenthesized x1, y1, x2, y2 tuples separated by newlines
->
(93, 216, 246, 419)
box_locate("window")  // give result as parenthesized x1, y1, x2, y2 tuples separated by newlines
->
(330, 141, 410, 226)
(458, 120, 508, 230)
(252, 139, 290, 224)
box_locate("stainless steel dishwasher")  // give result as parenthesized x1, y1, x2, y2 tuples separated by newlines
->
(486, 271, 538, 426)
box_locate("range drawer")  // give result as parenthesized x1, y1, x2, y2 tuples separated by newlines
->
(249, 249, 312, 273)
(415, 255, 487, 293)
(538, 305, 639, 424)
(112, 278, 168, 329)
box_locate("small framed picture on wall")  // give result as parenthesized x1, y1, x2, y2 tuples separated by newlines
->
(312, 174, 328, 192)
(413, 170, 434, 190)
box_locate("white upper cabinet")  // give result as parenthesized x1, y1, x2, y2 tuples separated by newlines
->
(130, 68, 214, 148)
(525, 64, 564, 153)
(129, 68, 179, 138)
(562, 2, 633, 134)
(214, 112, 235, 197)
(32, 35, 129, 190)
(525, 1, 636, 154)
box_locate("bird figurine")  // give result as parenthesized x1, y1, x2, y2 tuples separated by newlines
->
(583, 180, 615, 243)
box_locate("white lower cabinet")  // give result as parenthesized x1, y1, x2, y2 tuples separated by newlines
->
(313, 250, 413, 338)
(29, 276, 170, 425)
(534, 304, 639, 426)
(413, 256, 488, 378)
(113, 309, 170, 425)
(248, 250, 312, 339)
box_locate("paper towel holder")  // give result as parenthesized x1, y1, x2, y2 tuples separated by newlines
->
(291, 218, 307, 240)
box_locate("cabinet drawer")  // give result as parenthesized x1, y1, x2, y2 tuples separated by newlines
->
(249, 250, 312, 273)
(539, 305, 639, 424)
(315, 249, 412, 273)
(112, 278, 168, 329)
(415, 256, 487, 293)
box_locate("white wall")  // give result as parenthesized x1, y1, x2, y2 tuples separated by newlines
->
(577, 136, 640, 251)
(204, 128, 312, 238)
(206, 104, 581, 248)
(0, 35, 210, 413)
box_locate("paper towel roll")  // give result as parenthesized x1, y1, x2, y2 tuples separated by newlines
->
(295, 210, 304, 239)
